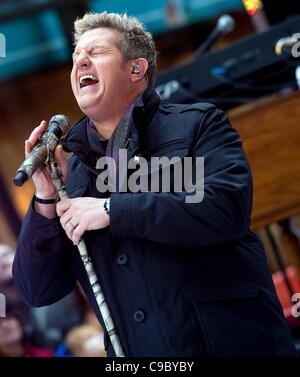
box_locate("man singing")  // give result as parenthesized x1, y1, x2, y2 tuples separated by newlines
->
(13, 12, 296, 356)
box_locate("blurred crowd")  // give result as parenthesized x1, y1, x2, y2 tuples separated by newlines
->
(0, 243, 106, 357)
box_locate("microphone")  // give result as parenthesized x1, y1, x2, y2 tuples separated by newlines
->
(14, 115, 71, 187)
(274, 35, 300, 58)
(193, 14, 236, 60)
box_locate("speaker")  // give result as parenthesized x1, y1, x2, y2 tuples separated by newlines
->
(132, 65, 141, 74)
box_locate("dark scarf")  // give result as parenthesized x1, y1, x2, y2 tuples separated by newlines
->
(86, 93, 145, 191)
(62, 87, 161, 171)
(87, 92, 144, 158)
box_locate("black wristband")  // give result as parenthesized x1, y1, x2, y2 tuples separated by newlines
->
(34, 193, 57, 204)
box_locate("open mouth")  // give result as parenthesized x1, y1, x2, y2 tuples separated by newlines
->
(79, 74, 99, 89)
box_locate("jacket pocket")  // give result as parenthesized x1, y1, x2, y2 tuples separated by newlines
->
(183, 278, 274, 356)
(142, 141, 190, 194)
(185, 278, 260, 301)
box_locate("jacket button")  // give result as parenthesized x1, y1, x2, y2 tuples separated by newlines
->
(134, 310, 145, 323)
(116, 253, 128, 265)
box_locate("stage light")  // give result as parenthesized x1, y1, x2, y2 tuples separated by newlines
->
(242, 0, 263, 16)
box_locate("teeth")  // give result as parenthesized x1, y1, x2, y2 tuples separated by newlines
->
(79, 75, 99, 85)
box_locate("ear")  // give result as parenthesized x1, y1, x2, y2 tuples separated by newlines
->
(130, 58, 149, 84)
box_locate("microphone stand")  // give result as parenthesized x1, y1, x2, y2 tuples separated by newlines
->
(192, 27, 221, 60)
(48, 153, 125, 357)
(192, 15, 235, 61)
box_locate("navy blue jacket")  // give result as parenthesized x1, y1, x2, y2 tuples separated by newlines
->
(13, 89, 296, 356)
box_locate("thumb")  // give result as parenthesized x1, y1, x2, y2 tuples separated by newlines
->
(54, 145, 68, 180)
(54, 144, 65, 162)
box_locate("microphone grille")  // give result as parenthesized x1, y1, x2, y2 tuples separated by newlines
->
(49, 114, 71, 136)
(217, 14, 236, 34)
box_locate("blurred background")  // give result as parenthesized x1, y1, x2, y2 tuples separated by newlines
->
(1, 0, 300, 357)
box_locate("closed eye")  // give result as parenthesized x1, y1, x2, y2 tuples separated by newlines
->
(91, 50, 103, 56)
(72, 45, 117, 62)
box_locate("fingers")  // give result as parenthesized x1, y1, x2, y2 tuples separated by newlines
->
(56, 198, 72, 217)
(72, 225, 84, 246)
(59, 213, 84, 246)
(57, 199, 81, 244)
(28, 121, 47, 146)
(64, 220, 79, 243)
(24, 140, 32, 157)
(59, 206, 74, 237)
(60, 210, 74, 230)
(25, 121, 47, 157)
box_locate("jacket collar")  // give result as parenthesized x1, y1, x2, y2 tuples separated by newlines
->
(61, 87, 161, 165)
(132, 86, 161, 128)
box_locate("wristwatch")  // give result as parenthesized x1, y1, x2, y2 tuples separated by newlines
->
(103, 198, 110, 216)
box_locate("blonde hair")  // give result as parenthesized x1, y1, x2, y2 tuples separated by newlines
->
(73, 12, 158, 86)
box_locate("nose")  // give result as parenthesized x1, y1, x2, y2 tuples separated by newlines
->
(74, 49, 90, 68)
